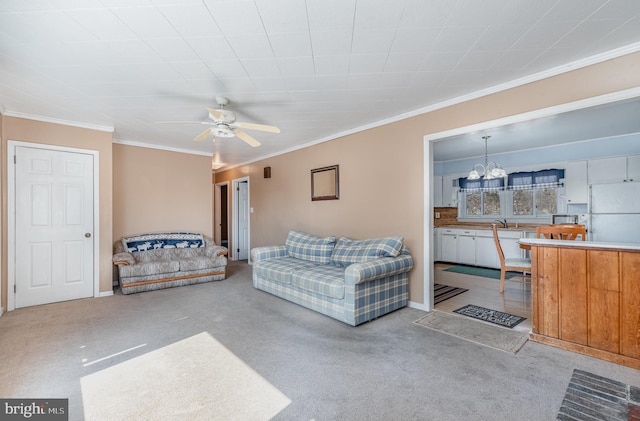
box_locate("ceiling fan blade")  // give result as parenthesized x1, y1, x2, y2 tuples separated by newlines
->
(156, 121, 211, 124)
(207, 108, 226, 120)
(193, 128, 212, 142)
(234, 129, 261, 147)
(234, 121, 280, 133)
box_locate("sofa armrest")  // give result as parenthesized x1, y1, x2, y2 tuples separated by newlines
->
(113, 252, 135, 266)
(251, 245, 287, 262)
(205, 245, 228, 257)
(344, 254, 414, 285)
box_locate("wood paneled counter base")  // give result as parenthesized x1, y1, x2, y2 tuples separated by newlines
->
(519, 238, 640, 370)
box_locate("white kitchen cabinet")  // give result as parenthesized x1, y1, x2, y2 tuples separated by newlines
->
(564, 160, 588, 204)
(441, 175, 459, 207)
(498, 230, 524, 260)
(588, 156, 627, 184)
(440, 229, 457, 263)
(436, 227, 524, 268)
(457, 229, 476, 265)
(475, 231, 499, 268)
(434, 228, 441, 261)
(433, 175, 443, 207)
(625, 154, 640, 182)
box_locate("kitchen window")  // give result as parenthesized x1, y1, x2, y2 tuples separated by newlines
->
(507, 169, 563, 217)
(459, 177, 504, 217)
(458, 169, 564, 220)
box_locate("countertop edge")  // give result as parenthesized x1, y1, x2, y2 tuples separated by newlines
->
(519, 238, 640, 251)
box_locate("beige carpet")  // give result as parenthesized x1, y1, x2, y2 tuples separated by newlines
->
(414, 310, 529, 354)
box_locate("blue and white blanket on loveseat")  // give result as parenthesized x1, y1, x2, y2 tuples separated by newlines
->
(122, 232, 204, 253)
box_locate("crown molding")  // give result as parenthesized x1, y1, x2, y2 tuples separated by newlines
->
(220, 42, 640, 172)
(2, 110, 114, 133)
(112, 139, 212, 157)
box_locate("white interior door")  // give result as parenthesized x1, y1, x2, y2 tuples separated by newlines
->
(14, 146, 94, 308)
(237, 181, 249, 260)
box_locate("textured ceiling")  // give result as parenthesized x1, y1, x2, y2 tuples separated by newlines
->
(1, 0, 640, 168)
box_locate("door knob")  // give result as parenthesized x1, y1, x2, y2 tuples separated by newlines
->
(85, 233, 91, 238)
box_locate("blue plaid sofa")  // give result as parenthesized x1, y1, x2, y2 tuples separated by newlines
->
(113, 232, 228, 295)
(251, 231, 414, 326)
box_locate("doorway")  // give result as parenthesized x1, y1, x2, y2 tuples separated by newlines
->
(8, 141, 99, 310)
(215, 181, 229, 248)
(232, 177, 250, 261)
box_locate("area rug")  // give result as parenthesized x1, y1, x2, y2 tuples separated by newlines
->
(557, 369, 640, 421)
(453, 304, 526, 328)
(434, 283, 468, 305)
(444, 265, 514, 280)
(413, 311, 529, 354)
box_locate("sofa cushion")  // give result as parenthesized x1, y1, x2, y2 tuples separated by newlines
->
(122, 232, 204, 253)
(179, 256, 226, 271)
(291, 265, 345, 299)
(331, 236, 404, 267)
(119, 260, 180, 278)
(285, 231, 336, 264)
(254, 257, 318, 284)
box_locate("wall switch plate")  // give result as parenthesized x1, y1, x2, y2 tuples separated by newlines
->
(435, 212, 440, 218)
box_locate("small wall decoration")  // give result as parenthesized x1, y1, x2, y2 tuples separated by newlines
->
(264, 166, 271, 178)
(311, 165, 339, 201)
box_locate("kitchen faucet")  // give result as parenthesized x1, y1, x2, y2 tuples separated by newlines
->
(495, 219, 508, 228)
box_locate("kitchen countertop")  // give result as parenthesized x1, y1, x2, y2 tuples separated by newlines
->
(437, 224, 538, 232)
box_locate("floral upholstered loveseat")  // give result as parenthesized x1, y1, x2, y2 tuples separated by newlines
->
(113, 232, 227, 295)
(251, 231, 414, 326)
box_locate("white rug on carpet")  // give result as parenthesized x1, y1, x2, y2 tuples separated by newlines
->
(414, 311, 529, 354)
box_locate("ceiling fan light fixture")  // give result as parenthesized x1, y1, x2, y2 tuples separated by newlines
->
(213, 124, 235, 138)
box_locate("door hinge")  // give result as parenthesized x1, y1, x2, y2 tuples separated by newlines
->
(237, 248, 240, 252)
(14, 155, 16, 164)
(14, 284, 16, 293)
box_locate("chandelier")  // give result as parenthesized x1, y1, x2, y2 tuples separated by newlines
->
(467, 135, 507, 180)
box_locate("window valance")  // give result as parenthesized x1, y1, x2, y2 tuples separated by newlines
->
(458, 168, 564, 192)
(458, 177, 504, 192)
(507, 169, 565, 190)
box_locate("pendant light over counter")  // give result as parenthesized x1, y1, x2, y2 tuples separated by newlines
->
(467, 136, 507, 180)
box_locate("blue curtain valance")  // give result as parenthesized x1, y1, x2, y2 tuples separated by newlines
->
(507, 169, 565, 190)
(458, 177, 504, 192)
(458, 168, 564, 192)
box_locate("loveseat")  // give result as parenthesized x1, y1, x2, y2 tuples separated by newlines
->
(251, 231, 414, 326)
(113, 232, 227, 295)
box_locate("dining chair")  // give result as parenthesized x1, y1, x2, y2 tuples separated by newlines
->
(535, 224, 587, 241)
(492, 224, 532, 293)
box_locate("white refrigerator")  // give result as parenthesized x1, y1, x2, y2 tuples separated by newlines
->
(589, 182, 640, 243)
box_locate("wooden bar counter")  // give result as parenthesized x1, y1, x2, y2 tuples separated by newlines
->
(519, 238, 640, 370)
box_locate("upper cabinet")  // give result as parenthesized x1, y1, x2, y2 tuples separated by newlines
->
(588, 155, 640, 184)
(433, 175, 443, 207)
(442, 175, 459, 207)
(627, 155, 640, 182)
(564, 160, 588, 204)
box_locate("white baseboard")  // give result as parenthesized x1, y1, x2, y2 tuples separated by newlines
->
(99, 291, 114, 298)
(408, 300, 428, 311)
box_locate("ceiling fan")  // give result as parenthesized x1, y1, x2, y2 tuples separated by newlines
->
(156, 97, 280, 147)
